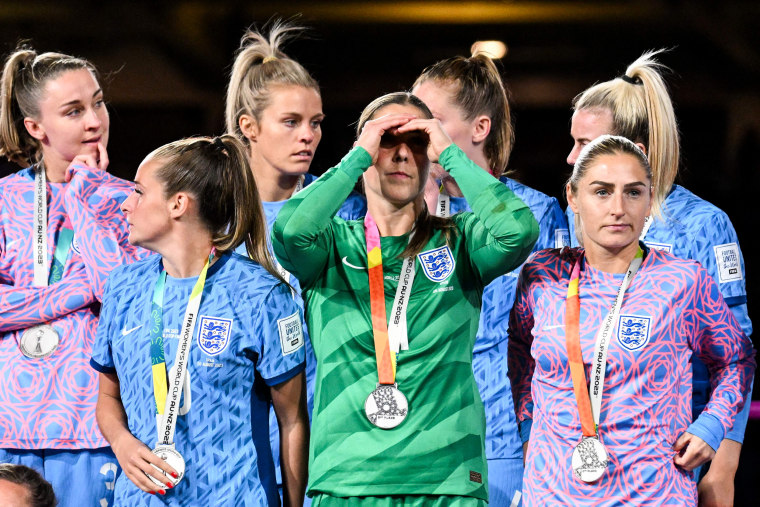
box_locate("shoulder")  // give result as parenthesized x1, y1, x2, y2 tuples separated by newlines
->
(503, 177, 560, 217)
(215, 252, 290, 299)
(522, 247, 574, 280)
(95, 171, 133, 200)
(644, 248, 704, 282)
(105, 254, 161, 294)
(662, 185, 734, 233)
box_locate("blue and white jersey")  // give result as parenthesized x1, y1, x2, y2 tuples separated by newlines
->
(566, 184, 752, 441)
(450, 176, 568, 460)
(236, 172, 366, 487)
(91, 253, 305, 506)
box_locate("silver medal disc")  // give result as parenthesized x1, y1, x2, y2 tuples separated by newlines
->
(19, 325, 59, 359)
(150, 444, 186, 487)
(364, 383, 408, 429)
(572, 436, 609, 483)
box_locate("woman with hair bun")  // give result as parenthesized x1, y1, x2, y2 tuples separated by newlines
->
(92, 135, 309, 505)
(565, 50, 753, 505)
(0, 45, 143, 505)
(225, 20, 366, 502)
(412, 51, 568, 505)
(509, 134, 754, 506)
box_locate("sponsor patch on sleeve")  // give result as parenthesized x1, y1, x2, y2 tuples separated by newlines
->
(714, 243, 743, 283)
(277, 311, 304, 356)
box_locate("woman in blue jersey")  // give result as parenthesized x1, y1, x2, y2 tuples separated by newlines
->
(224, 20, 365, 503)
(92, 135, 309, 505)
(565, 49, 752, 505)
(0, 45, 141, 506)
(412, 50, 568, 505)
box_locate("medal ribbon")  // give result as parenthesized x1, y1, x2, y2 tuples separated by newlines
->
(150, 251, 213, 446)
(364, 213, 416, 385)
(565, 246, 644, 437)
(33, 167, 75, 286)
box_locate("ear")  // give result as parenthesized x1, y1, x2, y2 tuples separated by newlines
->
(566, 182, 579, 214)
(23, 117, 46, 142)
(168, 192, 191, 219)
(635, 142, 647, 155)
(471, 115, 491, 144)
(239, 114, 259, 142)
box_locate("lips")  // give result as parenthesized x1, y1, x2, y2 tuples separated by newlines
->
(292, 150, 313, 159)
(82, 136, 101, 144)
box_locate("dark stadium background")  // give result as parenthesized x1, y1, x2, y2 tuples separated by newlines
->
(0, 1, 757, 502)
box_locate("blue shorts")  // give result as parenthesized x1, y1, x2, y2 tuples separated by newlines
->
(487, 457, 523, 506)
(0, 447, 120, 507)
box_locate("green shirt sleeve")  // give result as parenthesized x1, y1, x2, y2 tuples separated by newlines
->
(441, 144, 539, 286)
(271, 146, 372, 289)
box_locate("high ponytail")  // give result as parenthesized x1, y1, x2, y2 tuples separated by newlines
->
(0, 44, 98, 167)
(225, 19, 320, 144)
(148, 135, 284, 284)
(572, 49, 678, 214)
(413, 50, 514, 177)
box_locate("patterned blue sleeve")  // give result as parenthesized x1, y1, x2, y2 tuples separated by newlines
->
(254, 282, 306, 385)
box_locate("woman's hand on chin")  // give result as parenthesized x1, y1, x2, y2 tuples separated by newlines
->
(65, 141, 109, 183)
(356, 113, 417, 165)
(396, 118, 453, 163)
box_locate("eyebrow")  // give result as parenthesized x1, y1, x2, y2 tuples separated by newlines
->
(58, 88, 103, 109)
(589, 180, 648, 188)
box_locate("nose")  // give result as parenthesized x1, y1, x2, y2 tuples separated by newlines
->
(298, 124, 315, 144)
(567, 145, 579, 166)
(392, 142, 411, 163)
(610, 191, 625, 217)
(121, 192, 135, 214)
(84, 107, 102, 131)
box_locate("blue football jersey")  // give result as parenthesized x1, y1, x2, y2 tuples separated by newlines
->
(449, 176, 568, 460)
(91, 253, 305, 506)
(566, 184, 752, 441)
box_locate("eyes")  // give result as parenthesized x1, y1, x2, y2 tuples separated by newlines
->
(283, 117, 323, 129)
(593, 187, 645, 198)
(64, 98, 105, 118)
(379, 133, 428, 149)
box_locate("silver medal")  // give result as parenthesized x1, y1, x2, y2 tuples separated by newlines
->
(149, 444, 186, 487)
(19, 325, 59, 359)
(364, 383, 408, 429)
(572, 436, 609, 483)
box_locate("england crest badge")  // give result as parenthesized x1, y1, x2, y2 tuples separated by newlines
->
(197, 316, 233, 356)
(418, 245, 455, 282)
(617, 315, 651, 351)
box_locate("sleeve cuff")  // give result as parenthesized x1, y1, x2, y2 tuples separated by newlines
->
(90, 357, 116, 374)
(726, 378, 753, 443)
(519, 419, 533, 444)
(264, 362, 306, 387)
(687, 411, 724, 452)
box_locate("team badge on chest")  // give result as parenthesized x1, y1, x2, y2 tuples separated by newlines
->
(417, 246, 455, 282)
(616, 315, 651, 351)
(197, 316, 232, 356)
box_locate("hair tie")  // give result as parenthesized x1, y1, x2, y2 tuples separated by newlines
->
(212, 137, 226, 152)
(262, 56, 278, 64)
(620, 74, 643, 86)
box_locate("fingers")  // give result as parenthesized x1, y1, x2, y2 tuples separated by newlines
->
(97, 142, 110, 171)
(396, 118, 452, 162)
(673, 432, 715, 471)
(121, 444, 178, 495)
(357, 113, 418, 163)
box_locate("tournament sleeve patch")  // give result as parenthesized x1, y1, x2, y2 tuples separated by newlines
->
(277, 311, 304, 356)
(554, 228, 570, 248)
(713, 243, 743, 283)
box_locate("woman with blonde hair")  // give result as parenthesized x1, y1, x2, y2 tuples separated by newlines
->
(225, 23, 366, 502)
(0, 45, 143, 505)
(413, 51, 568, 504)
(564, 50, 752, 505)
(93, 135, 308, 505)
(509, 134, 754, 506)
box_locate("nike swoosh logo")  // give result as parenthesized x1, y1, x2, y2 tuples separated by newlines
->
(542, 324, 564, 331)
(342, 256, 366, 270)
(121, 325, 143, 336)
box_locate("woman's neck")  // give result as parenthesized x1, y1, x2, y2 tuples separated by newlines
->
(249, 154, 302, 202)
(40, 156, 67, 183)
(583, 240, 640, 274)
(367, 196, 422, 237)
(158, 231, 214, 279)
